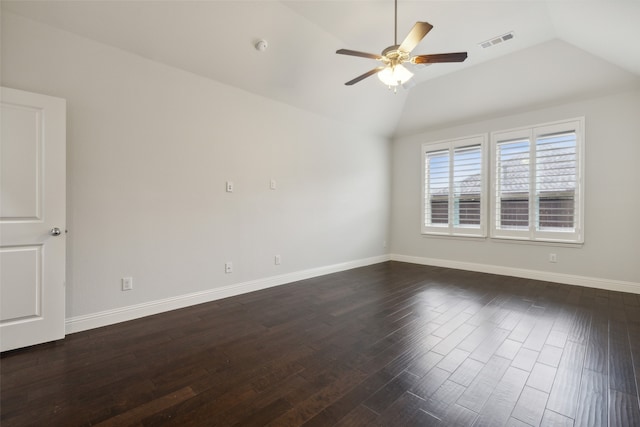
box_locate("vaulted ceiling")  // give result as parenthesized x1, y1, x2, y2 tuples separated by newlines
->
(3, 1, 640, 137)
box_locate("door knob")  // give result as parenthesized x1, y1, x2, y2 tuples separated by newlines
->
(50, 227, 62, 236)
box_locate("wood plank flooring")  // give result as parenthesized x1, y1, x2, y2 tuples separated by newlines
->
(2, 261, 640, 426)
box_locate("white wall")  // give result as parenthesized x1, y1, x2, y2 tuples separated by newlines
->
(1, 12, 391, 323)
(4, 10, 638, 334)
(391, 88, 640, 288)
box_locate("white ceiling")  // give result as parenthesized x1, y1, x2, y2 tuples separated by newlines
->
(3, 1, 640, 137)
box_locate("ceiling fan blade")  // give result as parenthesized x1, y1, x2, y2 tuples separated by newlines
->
(398, 22, 433, 53)
(345, 67, 386, 86)
(336, 49, 382, 60)
(412, 52, 468, 64)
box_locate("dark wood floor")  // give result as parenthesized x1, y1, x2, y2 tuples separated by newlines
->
(2, 261, 640, 426)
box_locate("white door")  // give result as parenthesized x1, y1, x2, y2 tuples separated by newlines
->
(0, 87, 66, 352)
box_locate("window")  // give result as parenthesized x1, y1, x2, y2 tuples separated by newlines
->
(491, 118, 584, 243)
(422, 135, 487, 237)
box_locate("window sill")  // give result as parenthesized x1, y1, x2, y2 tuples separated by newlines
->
(420, 233, 583, 248)
(490, 236, 584, 248)
(421, 233, 487, 241)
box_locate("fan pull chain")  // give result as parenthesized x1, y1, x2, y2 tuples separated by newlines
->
(387, 84, 400, 94)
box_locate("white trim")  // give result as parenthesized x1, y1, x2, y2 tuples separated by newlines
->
(490, 117, 585, 244)
(66, 252, 639, 334)
(422, 134, 488, 237)
(65, 255, 391, 334)
(390, 253, 640, 295)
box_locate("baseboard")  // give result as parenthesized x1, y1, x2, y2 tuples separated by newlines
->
(391, 253, 640, 295)
(65, 252, 638, 334)
(65, 254, 391, 334)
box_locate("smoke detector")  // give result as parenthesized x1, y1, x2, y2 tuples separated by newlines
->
(255, 40, 268, 52)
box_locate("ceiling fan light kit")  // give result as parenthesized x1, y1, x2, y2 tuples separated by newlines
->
(336, 0, 468, 89)
(377, 63, 413, 87)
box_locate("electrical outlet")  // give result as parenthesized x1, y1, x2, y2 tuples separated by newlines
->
(225, 262, 233, 273)
(226, 181, 234, 192)
(270, 179, 277, 190)
(122, 277, 133, 291)
(549, 253, 558, 263)
(274, 254, 281, 265)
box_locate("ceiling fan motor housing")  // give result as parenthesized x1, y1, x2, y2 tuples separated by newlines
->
(381, 45, 411, 66)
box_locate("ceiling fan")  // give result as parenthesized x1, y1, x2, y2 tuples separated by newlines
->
(336, 0, 468, 87)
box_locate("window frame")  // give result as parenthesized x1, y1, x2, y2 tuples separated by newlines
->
(490, 118, 585, 244)
(421, 134, 488, 238)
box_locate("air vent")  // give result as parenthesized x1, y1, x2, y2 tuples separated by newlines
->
(479, 31, 515, 49)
